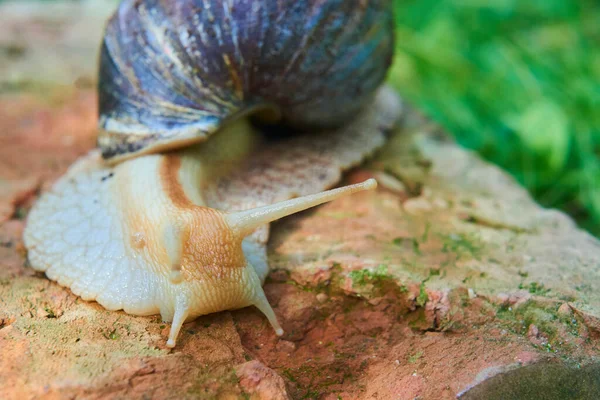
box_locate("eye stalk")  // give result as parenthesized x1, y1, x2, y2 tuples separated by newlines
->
(164, 221, 186, 284)
(224, 179, 378, 238)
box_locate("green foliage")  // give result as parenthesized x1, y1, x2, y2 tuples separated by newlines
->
(389, 0, 600, 236)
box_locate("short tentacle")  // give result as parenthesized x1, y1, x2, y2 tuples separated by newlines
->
(244, 262, 284, 336)
(164, 222, 186, 284)
(167, 296, 191, 348)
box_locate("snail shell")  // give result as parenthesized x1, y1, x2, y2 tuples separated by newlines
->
(24, 87, 402, 347)
(98, 0, 394, 160)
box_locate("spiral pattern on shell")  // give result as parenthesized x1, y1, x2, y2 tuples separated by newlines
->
(97, 0, 395, 160)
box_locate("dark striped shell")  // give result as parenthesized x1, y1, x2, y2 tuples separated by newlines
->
(98, 0, 394, 160)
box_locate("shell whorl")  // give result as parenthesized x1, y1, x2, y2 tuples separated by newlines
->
(98, 0, 395, 160)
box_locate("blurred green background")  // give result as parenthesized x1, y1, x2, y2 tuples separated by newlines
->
(390, 0, 600, 236)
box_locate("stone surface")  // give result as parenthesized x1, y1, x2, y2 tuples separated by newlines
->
(1, 1, 600, 399)
(236, 361, 291, 400)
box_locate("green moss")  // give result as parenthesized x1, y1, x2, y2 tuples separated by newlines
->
(103, 328, 119, 340)
(494, 300, 587, 357)
(519, 281, 551, 295)
(13, 206, 28, 220)
(281, 368, 298, 383)
(523, 307, 558, 335)
(348, 264, 390, 286)
(429, 269, 441, 277)
(412, 239, 422, 255)
(408, 308, 430, 330)
(408, 350, 424, 364)
(441, 233, 482, 260)
(392, 237, 404, 246)
(392, 237, 423, 255)
(416, 282, 429, 307)
(422, 222, 431, 242)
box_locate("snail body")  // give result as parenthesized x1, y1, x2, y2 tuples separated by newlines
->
(23, 0, 400, 347)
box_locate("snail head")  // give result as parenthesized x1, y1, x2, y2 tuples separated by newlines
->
(162, 178, 378, 346)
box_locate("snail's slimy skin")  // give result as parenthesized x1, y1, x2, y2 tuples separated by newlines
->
(24, 86, 402, 347)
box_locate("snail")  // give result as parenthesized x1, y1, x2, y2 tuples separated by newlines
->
(23, 0, 401, 348)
